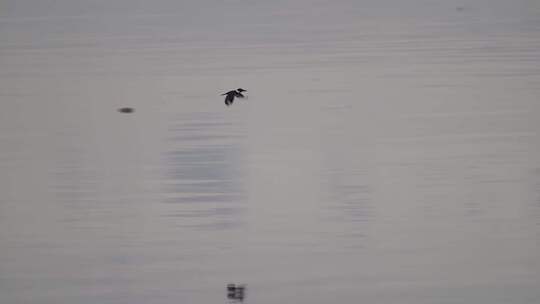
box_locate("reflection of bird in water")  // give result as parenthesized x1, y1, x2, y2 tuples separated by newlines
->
(227, 284, 246, 302)
(221, 88, 247, 106)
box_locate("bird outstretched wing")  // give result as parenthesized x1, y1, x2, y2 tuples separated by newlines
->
(224, 94, 234, 106)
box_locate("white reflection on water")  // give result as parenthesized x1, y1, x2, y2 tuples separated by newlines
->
(162, 112, 246, 230)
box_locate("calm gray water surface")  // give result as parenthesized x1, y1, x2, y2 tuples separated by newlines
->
(1, 1, 540, 303)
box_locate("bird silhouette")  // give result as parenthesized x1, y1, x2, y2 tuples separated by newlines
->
(221, 88, 247, 106)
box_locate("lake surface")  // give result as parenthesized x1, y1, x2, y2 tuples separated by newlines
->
(1, 0, 540, 303)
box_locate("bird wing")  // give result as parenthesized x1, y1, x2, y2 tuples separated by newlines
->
(224, 94, 234, 106)
(222, 90, 237, 95)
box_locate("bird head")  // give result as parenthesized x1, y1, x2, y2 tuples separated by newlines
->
(237, 88, 246, 92)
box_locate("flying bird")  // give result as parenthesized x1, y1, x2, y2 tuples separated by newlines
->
(221, 88, 247, 106)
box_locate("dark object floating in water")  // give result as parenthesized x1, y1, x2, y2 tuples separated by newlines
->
(221, 88, 247, 106)
(227, 283, 246, 302)
(118, 107, 134, 113)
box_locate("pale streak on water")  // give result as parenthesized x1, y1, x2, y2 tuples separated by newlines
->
(1, 0, 540, 303)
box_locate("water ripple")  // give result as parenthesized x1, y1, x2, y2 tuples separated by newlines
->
(162, 112, 246, 231)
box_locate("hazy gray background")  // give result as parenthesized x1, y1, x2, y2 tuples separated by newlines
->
(1, 0, 539, 303)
